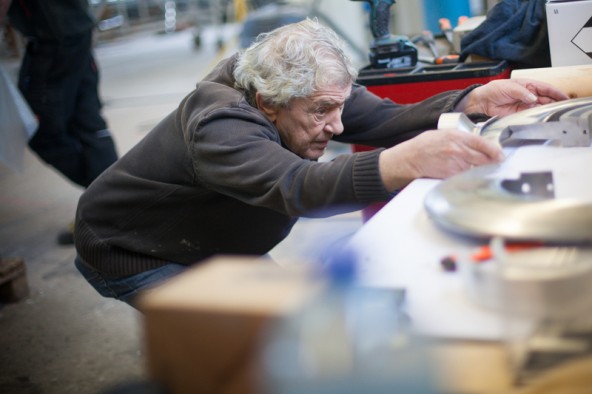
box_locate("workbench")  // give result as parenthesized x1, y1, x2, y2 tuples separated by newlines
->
(347, 143, 592, 393)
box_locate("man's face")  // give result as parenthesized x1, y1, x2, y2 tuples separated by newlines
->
(266, 85, 352, 160)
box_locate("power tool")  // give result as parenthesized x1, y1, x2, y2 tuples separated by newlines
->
(352, 0, 418, 69)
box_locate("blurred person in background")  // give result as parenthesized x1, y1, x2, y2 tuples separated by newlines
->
(3, 0, 118, 244)
(73, 18, 567, 308)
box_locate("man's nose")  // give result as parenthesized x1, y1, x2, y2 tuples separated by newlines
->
(324, 109, 344, 135)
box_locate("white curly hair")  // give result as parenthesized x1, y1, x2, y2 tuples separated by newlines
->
(233, 18, 358, 107)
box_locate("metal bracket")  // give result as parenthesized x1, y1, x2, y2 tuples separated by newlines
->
(438, 97, 592, 147)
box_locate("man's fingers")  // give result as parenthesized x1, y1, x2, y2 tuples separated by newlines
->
(466, 134, 505, 163)
(515, 79, 570, 102)
(442, 129, 505, 163)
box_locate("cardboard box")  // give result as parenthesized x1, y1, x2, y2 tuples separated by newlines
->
(546, 0, 592, 67)
(137, 257, 323, 394)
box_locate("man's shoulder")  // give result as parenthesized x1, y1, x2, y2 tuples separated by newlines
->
(201, 54, 238, 87)
(187, 81, 247, 114)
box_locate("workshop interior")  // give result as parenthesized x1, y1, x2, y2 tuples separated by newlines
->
(1, 0, 592, 393)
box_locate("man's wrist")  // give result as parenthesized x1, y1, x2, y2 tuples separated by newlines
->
(452, 84, 482, 114)
(378, 148, 417, 193)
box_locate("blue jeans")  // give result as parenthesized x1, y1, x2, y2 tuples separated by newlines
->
(74, 256, 188, 308)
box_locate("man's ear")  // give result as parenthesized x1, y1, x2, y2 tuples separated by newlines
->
(255, 92, 278, 122)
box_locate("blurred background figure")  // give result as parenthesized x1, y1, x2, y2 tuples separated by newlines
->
(5, 0, 119, 245)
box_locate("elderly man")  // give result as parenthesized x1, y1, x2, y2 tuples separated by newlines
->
(74, 19, 567, 307)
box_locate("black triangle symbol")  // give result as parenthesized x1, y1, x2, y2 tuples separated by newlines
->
(571, 16, 592, 58)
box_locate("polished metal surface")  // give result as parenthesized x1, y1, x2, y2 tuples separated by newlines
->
(439, 96, 592, 147)
(461, 238, 592, 319)
(482, 97, 592, 147)
(424, 162, 592, 242)
(427, 97, 592, 242)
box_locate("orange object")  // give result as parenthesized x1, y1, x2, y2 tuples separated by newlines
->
(470, 242, 544, 263)
(434, 54, 459, 64)
(440, 242, 544, 272)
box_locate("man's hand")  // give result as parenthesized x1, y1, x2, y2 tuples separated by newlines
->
(457, 78, 570, 117)
(379, 129, 504, 192)
(378, 79, 567, 192)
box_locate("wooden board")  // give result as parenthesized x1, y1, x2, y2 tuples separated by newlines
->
(511, 65, 592, 99)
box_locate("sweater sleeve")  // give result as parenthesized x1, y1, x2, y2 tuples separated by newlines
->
(337, 83, 475, 148)
(189, 110, 391, 218)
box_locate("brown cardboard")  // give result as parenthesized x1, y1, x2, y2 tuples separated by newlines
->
(432, 341, 513, 394)
(137, 256, 323, 394)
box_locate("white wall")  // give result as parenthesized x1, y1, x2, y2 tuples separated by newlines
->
(391, 1, 424, 36)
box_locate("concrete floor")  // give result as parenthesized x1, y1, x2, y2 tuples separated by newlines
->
(0, 25, 362, 393)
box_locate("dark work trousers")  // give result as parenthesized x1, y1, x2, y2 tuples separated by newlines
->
(18, 30, 118, 188)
